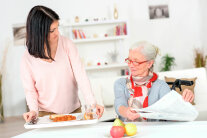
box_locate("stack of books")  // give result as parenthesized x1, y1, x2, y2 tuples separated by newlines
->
(72, 29, 86, 39)
(114, 23, 127, 36)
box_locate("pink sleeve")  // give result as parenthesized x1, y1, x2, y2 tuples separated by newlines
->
(65, 39, 96, 105)
(20, 54, 39, 114)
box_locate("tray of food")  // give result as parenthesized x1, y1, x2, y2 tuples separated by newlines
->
(24, 113, 98, 129)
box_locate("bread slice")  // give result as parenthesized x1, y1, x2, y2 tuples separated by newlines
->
(49, 114, 66, 120)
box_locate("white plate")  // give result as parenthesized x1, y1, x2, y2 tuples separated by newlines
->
(24, 113, 98, 129)
(103, 133, 138, 138)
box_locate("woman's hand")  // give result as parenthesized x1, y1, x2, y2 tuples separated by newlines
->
(126, 107, 140, 121)
(182, 89, 194, 103)
(23, 111, 37, 122)
(96, 104, 104, 119)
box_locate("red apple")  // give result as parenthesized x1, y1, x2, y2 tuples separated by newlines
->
(110, 126, 125, 138)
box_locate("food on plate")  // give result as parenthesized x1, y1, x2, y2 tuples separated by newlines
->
(125, 123, 137, 136)
(49, 114, 76, 122)
(84, 112, 94, 120)
(49, 114, 64, 120)
(110, 126, 125, 138)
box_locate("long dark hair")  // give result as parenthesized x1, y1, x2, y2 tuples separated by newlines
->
(26, 5, 59, 60)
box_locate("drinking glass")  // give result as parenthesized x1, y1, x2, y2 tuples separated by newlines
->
(84, 104, 97, 120)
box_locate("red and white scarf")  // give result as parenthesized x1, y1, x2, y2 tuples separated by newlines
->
(127, 72, 158, 109)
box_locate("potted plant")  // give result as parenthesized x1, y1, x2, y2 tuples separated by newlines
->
(194, 48, 207, 68)
(107, 49, 119, 64)
(160, 54, 175, 71)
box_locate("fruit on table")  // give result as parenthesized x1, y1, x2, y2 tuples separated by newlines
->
(125, 123, 137, 136)
(113, 118, 125, 127)
(110, 126, 125, 138)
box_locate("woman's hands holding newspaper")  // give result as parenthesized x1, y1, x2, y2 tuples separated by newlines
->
(126, 107, 140, 121)
(182, 89, 194, 103)
(119, 106, 140, 121)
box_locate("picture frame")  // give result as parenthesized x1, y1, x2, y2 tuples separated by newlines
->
(149, 5, 170, 20)
(13, 23, 26, 46)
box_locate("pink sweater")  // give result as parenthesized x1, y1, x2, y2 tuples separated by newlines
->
(20, 35, 96, 114)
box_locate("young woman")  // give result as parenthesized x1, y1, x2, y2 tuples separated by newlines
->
(21, 5, 104, 122)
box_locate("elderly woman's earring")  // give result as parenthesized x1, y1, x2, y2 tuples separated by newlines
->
(149, 67, 152, 73)
(149, 64, 154, 72)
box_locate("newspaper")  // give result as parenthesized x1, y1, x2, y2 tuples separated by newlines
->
(132, 90, 199, 121)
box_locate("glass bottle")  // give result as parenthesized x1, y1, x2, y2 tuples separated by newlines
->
(114, 4, 118, 20)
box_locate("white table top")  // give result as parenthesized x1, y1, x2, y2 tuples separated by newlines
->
(14, 121, 207, 138)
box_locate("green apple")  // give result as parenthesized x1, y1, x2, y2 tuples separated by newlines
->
(113, 118, 125, 127)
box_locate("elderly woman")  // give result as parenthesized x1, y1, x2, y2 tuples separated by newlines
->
(114, 41, 194, 121)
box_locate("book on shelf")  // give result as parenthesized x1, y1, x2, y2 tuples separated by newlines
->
(72, 29, 86, 39)
(81, 30, 86, 39)
(72, 29, 77, 39)
(123, 23, 127, 35)
(114, 23, 127, 36)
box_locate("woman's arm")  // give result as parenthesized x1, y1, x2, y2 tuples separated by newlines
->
(20, 53, 38, 121)
(65, 38, 96, 105)
(114, 79, 139, 121)
(159, 81, 194, 102)
(158, 81, 171, 99)
(20, 55, 38, 113)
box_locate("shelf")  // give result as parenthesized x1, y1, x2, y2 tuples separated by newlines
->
(85, 63, 128, 71)
(60, 18, 129, 73)
(65, 20, 127, 27)
(72, 35, 127, 43)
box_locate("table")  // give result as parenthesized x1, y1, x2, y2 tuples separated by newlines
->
(13, 121, 207, 138)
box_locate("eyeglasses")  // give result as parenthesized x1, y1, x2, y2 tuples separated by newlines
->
(125, 58, 148, 66)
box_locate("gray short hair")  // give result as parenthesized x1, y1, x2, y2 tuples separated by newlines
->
(130, 41, 159, 61)
(130, 41, 160, 72)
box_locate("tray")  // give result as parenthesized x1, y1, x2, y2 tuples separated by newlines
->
(24, 113, 98, 129)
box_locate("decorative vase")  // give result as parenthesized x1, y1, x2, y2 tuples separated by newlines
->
(0, 74, 4, 123)
(114, 5, 118, 20)
(75, 16, 79, 23)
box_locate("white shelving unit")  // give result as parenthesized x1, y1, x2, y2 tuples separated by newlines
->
(65, 20, 127, 27)
(61, 19, 129, 75)
(85, 63, 128, 71)
(63, 19, 128, 41)
(73, 35, 127, 44)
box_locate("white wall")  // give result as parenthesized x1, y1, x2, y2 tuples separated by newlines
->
(0, 0, 205, 117)
(128, 0, 202, 70)
(199, 0, 207, 48)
